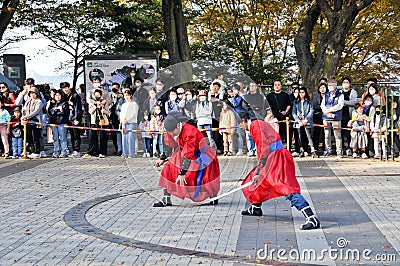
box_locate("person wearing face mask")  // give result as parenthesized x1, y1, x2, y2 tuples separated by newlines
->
(178, 89, 197, 121)
(370, 105, 388, 159)
(209, 82, 227, 154)
(164, 89, 181, 115)
(142, 87, 158, 117)
(227, 85, 247, 156)
(109, 82, 123, 156)
(150, 105, 165, 157)
(60, 82, 83, 158)
(87, 76, 111, 109)
(83, 89, 111, 158)
(139, 111, 152, 157)
(362, 94, 376, 157)
(321, 79, 344, 158)
(196, 90, 217, 150)
(123, 65, 138, 90)
(311, 83, 327, 156)
(340, 77, 358, 157)
(219, 101, 236, 156)
(132, 77, 148, 120)
(153, 114, 220, 207)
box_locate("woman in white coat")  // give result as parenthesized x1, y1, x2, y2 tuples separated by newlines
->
(120, 90, 139, 158)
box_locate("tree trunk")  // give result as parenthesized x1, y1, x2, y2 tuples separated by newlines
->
(162, 0, 191, 64)
(294, 0, 374, 89)
(162, 0, 192, 87)
(0, 0, 20, 41)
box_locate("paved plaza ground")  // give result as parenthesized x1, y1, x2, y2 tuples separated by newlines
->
(0, 150, 399, 265)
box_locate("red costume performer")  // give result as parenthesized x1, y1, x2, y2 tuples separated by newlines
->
(239, 109, 320, 230)
(154, 115, 220, 207)
(241, 119, 300, 203)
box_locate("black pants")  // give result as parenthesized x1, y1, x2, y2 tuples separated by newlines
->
(212, 118, 223, 152)
(27, 124, 41, 154)
(68, 122, 81, 152)
(110, 118, 120, 152)
(341, 118, 351, 151)
(312, 117, 325, 153)
(87, 125, 108, 156)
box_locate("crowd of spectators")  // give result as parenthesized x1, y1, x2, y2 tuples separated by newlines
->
(0, 67, 397, 160)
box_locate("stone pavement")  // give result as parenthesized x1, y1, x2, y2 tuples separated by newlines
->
(0, 153, 399, 265)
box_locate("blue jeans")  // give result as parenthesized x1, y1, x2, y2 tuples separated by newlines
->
(198, 124, 217, 149)
(12, 137, 23, 156)
(122, 123, 137, 156)
(117, 131, 122, 152)
(285, 193, 309, 210)
(236, 127, 244, 150)
(143, 137, 152, 153)
(246, 131, 255, 153)
(153, 133, 164, 155)
(52, 125, 68, 155)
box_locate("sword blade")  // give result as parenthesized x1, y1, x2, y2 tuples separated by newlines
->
(209, 181, 253, 202)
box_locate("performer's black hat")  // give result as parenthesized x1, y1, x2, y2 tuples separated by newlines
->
(239, 107, 261, 121)
(164, 114, 180, 132)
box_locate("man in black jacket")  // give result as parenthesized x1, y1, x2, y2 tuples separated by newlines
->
(61, 82, 83, 158)
(266, 80, 291, 144)
(244, 82, 268, 156)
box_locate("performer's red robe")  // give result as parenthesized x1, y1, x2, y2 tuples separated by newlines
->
(158, 122, 220, 202)
(242, 120, 300, 204)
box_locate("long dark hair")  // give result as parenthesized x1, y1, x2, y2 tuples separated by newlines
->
(296, 87, 310, 102)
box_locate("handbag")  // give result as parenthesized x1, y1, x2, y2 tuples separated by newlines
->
(12, 128, 22, 138)
(97, 109, 109, 126)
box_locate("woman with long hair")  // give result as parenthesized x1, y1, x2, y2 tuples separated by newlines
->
(292, 87, 316, 157)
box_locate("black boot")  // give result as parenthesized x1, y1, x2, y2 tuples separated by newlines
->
(209, 199, 218, 205)
(241, 205, 262, 216)
(300, 206, 320, 230)
(153, 195, 172, 207)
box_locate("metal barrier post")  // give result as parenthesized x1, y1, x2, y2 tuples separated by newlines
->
(22, 120, 27, 159)
(286, 117, 290, 150)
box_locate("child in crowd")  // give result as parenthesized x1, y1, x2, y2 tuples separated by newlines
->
(150, 105, 165, 157)
(370, 105, 388, 159)
(264, 108, 279, 133)
(140, 111, 152, 157)
(8, 107, 24, 158)
(0, 98, 11, 158)
(348, 102, 369, 159)
(219, 102, 236, 156)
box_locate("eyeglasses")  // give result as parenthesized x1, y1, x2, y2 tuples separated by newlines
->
(0, 86, 6, 89)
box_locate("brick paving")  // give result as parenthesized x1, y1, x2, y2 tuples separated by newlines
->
(0, 149, 399, 265)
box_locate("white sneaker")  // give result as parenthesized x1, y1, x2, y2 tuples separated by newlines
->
(99, 154, 106, 158)
(346, 149, 352, 156)
(236, 149, 244, 156)
(353, 153, 358, 158)
(304, 152, 309, 157)
(28, 153, 40, 159)
(40, 151, 48, 158)
(143, 153, 147, 158)
(68, 151, 81, 158)
(146, 153, 151, 158)
(292, 152, 300, 157)
(361, 153, 368, 159)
